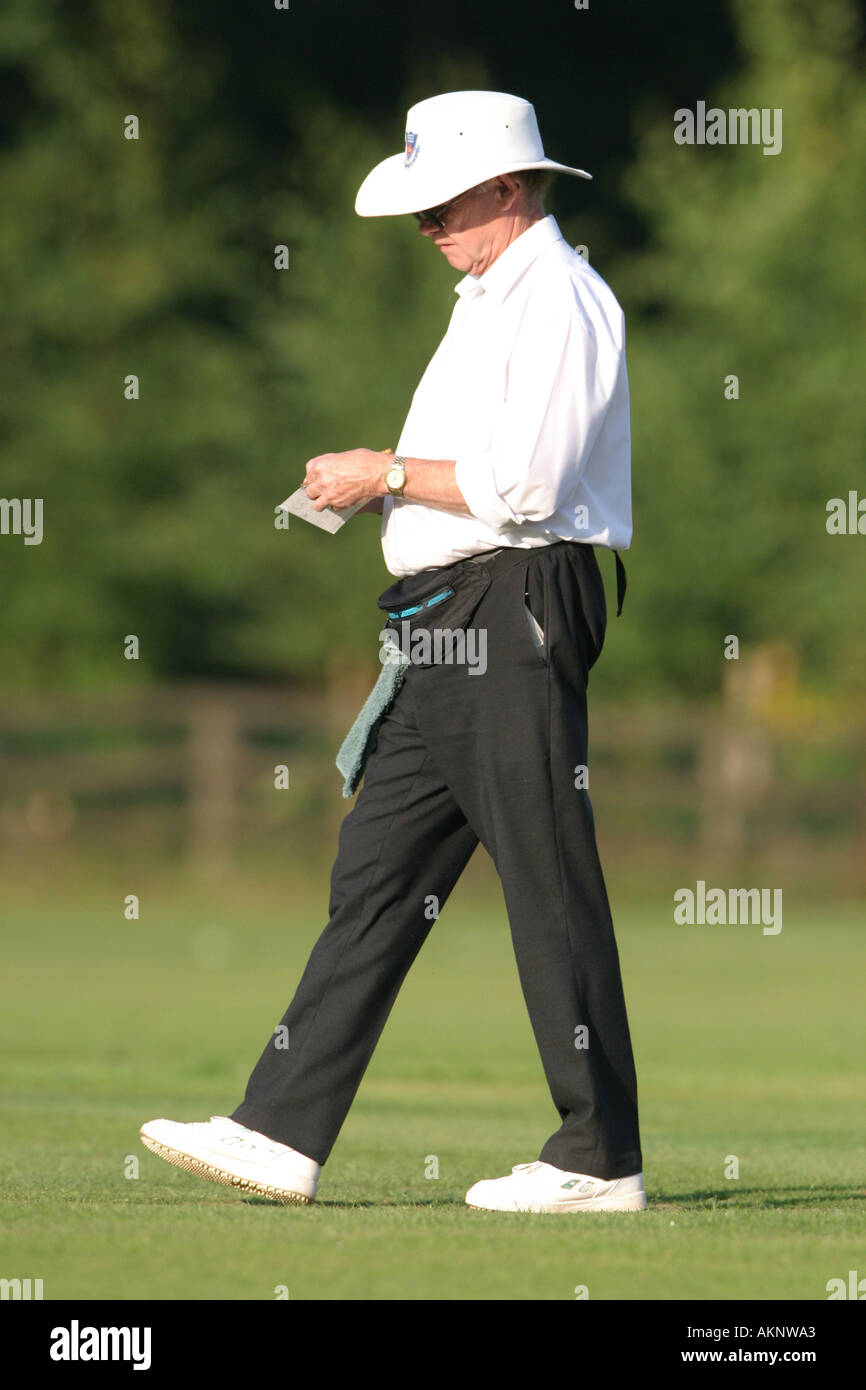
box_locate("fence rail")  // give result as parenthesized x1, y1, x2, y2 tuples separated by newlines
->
(1, 661, 864, 885)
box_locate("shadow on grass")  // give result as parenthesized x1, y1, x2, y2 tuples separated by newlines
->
(651, 1186, 866, 1211)
(241, 1195, 469, 1209)
(183, 1184, 866, 1213)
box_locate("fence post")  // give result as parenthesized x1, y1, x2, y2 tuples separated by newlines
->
(698, 649, 776, 864)
(187, 690, 240, 878)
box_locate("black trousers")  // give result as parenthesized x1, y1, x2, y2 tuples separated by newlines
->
(232, 541, 642, 1179)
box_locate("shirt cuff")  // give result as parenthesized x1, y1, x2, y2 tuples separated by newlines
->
(454, 454, 527, 533)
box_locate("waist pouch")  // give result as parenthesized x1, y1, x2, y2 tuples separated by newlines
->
(376, 555, 497, 662)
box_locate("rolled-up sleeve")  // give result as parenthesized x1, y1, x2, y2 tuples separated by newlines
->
(454, 279, 624, 534)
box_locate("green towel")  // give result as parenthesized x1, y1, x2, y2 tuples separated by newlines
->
(336, 641, 411, 798)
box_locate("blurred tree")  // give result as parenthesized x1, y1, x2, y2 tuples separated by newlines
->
(1, 0, 863, 706)
(0, 0, 450, 689)
(599, 0, 866, 702)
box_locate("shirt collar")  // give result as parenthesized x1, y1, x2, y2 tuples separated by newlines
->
(454, 214, 565, 306)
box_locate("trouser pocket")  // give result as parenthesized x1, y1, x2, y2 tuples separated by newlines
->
(523, 557, 549, 664)
(524, 596, 546, 654)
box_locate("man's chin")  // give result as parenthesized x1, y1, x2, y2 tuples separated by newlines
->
(436, 242, 471, 270)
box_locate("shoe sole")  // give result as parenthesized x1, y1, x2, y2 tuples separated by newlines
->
(139, 1132, 315, 1205)
(466, 1191, 648, 1214)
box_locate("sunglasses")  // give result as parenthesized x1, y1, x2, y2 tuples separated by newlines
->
(412, 185, 482, 231)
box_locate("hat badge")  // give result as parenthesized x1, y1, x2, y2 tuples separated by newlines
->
(404, 130, 419, 167)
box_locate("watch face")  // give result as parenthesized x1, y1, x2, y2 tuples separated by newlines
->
(386, 466, 405, 490)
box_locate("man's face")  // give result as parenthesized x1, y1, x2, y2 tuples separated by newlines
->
(415, 179, 517, 277)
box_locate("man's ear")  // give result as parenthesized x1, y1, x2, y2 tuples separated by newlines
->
(495, 174, 522, 208)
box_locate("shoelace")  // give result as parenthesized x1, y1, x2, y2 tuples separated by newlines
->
(206, 1118, 274, 1156)
(208, 1118, 288, 1161)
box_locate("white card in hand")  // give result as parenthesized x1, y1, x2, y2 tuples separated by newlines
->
(278, 487, 365, 534)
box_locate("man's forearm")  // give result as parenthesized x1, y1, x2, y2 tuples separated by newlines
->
(385, 457, 471, 514)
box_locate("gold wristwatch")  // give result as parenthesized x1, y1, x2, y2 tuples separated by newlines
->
(383, 450, 408, 496)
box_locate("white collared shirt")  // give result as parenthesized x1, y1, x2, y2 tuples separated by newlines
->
(381, 214, 632, 577)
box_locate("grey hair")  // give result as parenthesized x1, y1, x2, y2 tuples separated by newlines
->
(512, 168, 555, 204)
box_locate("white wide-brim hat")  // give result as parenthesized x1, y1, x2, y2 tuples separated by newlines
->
(355, 90, 591, 217)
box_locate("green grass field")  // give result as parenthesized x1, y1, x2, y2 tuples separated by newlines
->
(1, 860, 864, 1301)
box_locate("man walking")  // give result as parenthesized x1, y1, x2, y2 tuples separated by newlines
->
(141, 90, 645, 1215)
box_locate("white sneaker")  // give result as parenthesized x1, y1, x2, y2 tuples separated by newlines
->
(139, 1116, 320, 1204)
(465, 1161, 647, 1213)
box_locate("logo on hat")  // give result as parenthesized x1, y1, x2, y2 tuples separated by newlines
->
(404, 130, 419, 167)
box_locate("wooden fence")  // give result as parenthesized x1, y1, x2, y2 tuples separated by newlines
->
(0, 655, 863, 887)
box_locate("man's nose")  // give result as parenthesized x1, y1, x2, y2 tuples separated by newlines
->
(417, 220, 436, 237)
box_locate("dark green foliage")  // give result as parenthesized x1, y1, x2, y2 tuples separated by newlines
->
(1, 0, 863, 698)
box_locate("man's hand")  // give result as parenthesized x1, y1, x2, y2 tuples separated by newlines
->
(303, 449, 388, 512)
